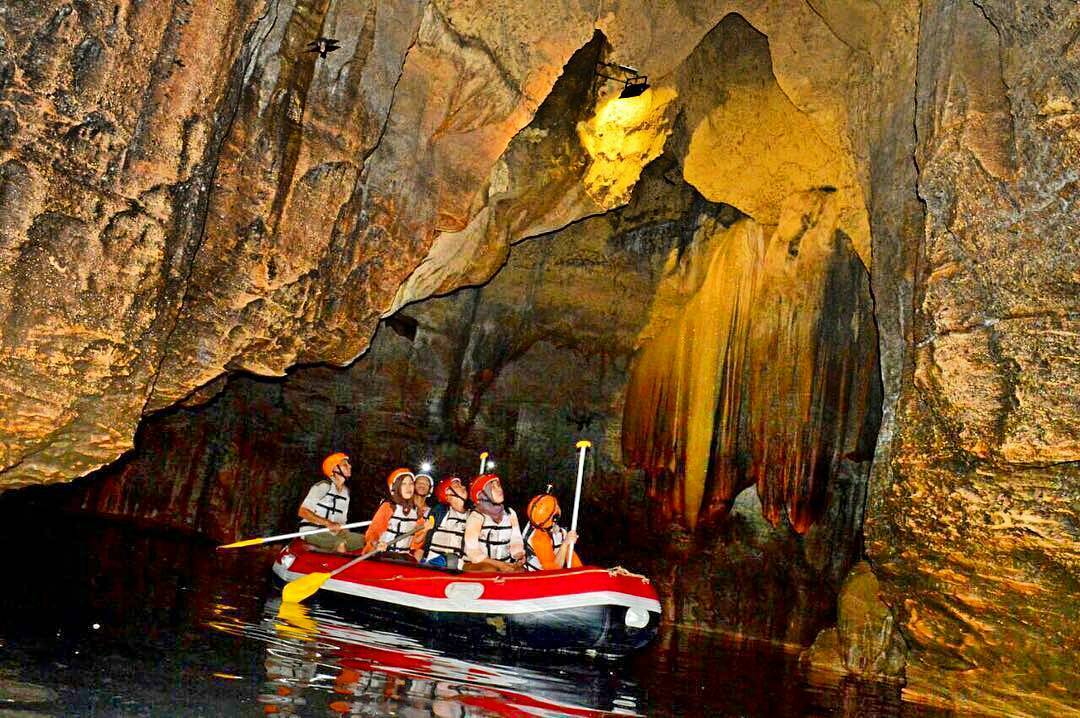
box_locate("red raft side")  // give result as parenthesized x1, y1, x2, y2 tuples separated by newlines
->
(277, 539, 661, 615)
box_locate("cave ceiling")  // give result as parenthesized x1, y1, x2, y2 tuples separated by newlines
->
(0, 0, 898, 487)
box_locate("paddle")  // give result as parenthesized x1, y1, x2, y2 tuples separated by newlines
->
(282, 516, 434, 603)
(217, 520, 372, 549)
(566, 440, 590, 568)
(479, 451, 489, 474)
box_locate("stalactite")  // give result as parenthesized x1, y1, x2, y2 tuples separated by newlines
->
(623, 190, 880, 532)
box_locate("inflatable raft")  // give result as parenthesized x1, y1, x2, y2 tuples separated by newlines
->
(272, 539, 661, 656)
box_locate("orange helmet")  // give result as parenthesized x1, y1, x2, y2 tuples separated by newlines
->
(469, 474, 500, 504)
(435, 477, 464, 504)
(322, 452, 349, 478)
(527, 494, 561, 528)
(386, 467, 415, 492)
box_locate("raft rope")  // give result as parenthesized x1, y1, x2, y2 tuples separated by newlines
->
(368, 566, 650, 585)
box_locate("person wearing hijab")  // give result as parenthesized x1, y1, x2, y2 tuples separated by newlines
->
(462, 474, 524, 572)
(363, 468, 428, 556)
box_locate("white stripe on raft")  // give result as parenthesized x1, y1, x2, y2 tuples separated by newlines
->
(273, 562, 661, 616)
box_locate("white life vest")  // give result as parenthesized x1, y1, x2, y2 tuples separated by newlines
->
(425, 508, 469, 561)
(378, 502, 418, 553)
(523, 523, 567, 571)
(299, 481, 350, 530)
(475, 508, 517, 561)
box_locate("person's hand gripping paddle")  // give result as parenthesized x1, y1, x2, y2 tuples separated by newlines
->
(281, 516, 433, 603)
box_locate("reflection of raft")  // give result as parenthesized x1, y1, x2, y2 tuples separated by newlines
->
(272, 539, 661, 656)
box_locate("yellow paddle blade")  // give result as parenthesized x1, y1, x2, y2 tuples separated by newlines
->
(217, 537, 265, 549)
(282, 571, 331, 603)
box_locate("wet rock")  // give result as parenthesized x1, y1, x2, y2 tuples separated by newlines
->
(0, 1, 1075, 715)
(622, 189, 881, 533)
(803, 562, 906, 680)
(0, 0, 903, 490)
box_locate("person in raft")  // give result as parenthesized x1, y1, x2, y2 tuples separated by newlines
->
(413, 472, 434, 520)
(522, 488, 582, 571)
(463, 474, 525, 572)
(298, 452, 364, 553)
(421, 476, 470, 568)
(363, 468, 428, 558)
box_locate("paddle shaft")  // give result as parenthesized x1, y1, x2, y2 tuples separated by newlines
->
(567, 440, 590, 568)
(329, 518, 429, 577)
(479, 451, 489, 474)
(218, 520, 371, 549)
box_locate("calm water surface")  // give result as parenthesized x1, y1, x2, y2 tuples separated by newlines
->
(0, 514, 948, 717)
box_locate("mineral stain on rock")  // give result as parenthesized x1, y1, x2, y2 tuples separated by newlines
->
(622, 190, 880, 534)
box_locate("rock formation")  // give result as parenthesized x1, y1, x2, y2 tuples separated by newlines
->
(0, 1, 1076, 715)
(622, 189, 880, 534)
(802, 561, 907, 680)
(865, 2, 1080, 714)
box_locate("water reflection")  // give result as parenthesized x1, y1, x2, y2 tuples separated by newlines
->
(207, 598, 642, 717)
(0, 511, 948, 717)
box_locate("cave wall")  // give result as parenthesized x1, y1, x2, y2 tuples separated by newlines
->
(0, 0, 909, 488)
(866, 1, 1080, 714)
(0, 0, 601, 486)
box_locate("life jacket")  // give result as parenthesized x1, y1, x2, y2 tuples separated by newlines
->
(523, 523, 568, 571)
(299, 481, 350, 530)
(475, 508, 517, 561)
(377, 502, 418, 553)
(424, 504, 469, 562)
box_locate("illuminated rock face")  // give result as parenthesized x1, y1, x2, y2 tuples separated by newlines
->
(675, 15, 870, 263)
(622, 190, 880, 533)
(0, 0, 596, 486)
(864, 1, 1080, 714)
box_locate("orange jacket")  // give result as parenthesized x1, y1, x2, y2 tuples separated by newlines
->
(363, 502, 426, 556)
(526, 526, 582, 570)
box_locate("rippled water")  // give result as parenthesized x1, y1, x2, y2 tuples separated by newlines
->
(0, 514, 949, 716)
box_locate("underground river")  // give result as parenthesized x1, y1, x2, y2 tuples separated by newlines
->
(0, 492, 950, 717)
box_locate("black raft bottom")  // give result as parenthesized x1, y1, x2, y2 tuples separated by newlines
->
(276, 575, 659, 658)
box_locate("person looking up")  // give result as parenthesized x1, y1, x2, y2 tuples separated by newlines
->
(423, 477, 470, 568)
(463, 474, 524, 572)
(522, 488, 582, 571)
(298, 453, 363, 553)
(363, 468, 428, 556)
(413, 473, 434, 520)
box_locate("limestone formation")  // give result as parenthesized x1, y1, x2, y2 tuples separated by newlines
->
(865, 2, 1080, 715)
(622, 189, 880, 533)
(802, 561, 906, 680)
(1, 1, 1076, 716)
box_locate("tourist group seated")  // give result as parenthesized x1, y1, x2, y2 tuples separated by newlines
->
(298, 453, 581, 571)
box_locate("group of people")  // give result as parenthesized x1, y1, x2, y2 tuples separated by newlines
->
(297, 452, 582, 572)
